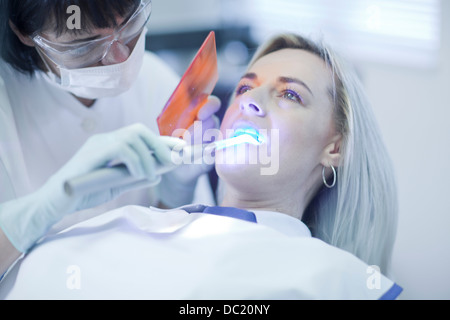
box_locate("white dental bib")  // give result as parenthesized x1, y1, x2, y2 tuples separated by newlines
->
(0, 205, 401, 300)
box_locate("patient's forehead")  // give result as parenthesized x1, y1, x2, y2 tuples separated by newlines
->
(250, 48, 332, 95)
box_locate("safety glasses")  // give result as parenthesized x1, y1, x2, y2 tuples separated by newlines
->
(31, 0, 152, 69)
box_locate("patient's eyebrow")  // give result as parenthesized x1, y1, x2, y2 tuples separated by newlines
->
(240, 72, 258, 80)
(278, 76, 314, 96)
(240, 73, 314, 97)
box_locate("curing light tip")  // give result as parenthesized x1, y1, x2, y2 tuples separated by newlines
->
(213, 128, 264, 150)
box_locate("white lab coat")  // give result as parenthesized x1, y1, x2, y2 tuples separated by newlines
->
(0, 205, 401, 299)
(0, 51, 214, 233)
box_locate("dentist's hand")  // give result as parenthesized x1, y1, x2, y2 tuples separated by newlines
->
(47, 123, 183, 212)
(0, 123, 181, 253)
(159, 95, 221, 207)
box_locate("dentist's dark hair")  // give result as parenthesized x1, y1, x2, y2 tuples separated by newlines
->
(0, 0, 140, 75)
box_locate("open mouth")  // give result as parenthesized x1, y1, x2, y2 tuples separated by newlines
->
(233, 127, 265, 145)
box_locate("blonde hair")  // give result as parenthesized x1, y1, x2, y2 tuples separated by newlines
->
(248, 34, 398, 274)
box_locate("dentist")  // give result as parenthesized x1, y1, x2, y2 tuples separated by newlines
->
(0, 0, 219, 277)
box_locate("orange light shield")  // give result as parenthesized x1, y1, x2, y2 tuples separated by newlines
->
(157, 31, 219, 136)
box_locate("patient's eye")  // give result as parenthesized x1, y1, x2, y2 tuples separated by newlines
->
(235, 84, 252, 96)
(280, 88, 304, 105)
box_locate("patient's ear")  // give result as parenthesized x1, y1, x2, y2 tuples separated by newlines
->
(320, 133, 342, 168)
(9, 20, 35, 47)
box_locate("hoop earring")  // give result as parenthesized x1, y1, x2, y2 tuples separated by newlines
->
(322, 165, 336, 188)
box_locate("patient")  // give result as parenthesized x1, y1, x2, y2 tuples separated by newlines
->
(217, 33, 398, 274)
(0, 33, 401, 300)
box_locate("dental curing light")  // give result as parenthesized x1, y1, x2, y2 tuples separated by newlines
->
(64, 132, 263, 197)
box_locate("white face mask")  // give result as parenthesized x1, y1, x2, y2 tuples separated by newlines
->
(40, 28, 147, 100)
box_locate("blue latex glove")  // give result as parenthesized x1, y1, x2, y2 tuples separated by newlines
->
(159, 96, 221, 207)
(0, 123, 183, 252)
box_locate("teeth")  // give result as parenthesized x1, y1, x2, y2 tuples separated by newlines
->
(234, 128, 259, 140)
(233, 128, 264, 144)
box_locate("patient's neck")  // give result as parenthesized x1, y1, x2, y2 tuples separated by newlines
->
(220, 187, 307, 220)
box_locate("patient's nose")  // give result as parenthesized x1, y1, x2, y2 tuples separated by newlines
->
(240, 98, 266, 117)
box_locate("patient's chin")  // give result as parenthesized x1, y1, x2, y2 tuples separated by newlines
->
(216, 164, 265, 193)
(214, 143, 280, 182)
(216, 161, 261, 177)
(215, 146, 260, 175)
(215, 143, 261, 163)
(215, 157, 271, 189)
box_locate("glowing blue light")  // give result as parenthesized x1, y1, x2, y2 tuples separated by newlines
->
(214, 128, 264, 150)
(233, 128, 264, 143)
